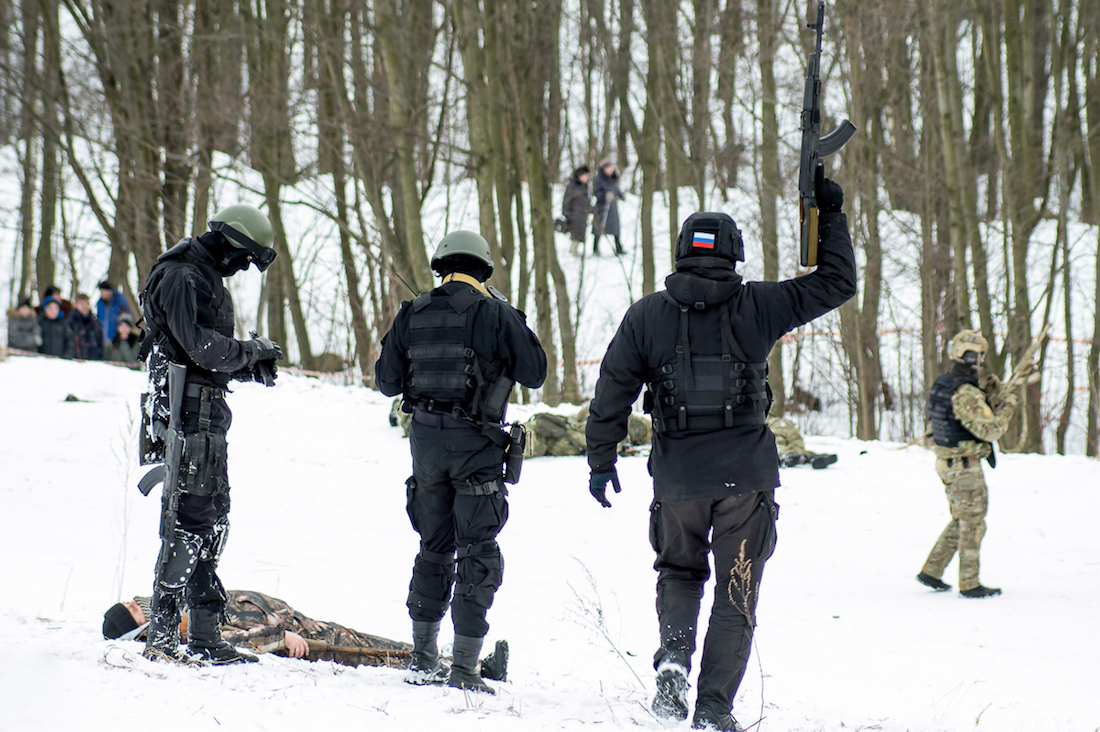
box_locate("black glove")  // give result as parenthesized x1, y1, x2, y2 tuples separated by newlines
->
(249, 334, 283, 363)
(589, 468, 621, 508)
(817, 177, 844, 213)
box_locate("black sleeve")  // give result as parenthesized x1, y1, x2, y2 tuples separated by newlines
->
(155, 268, 257, 373)
(586, 305, 647, 471)
(752, 211, 858, 340)
(374, 304, 410, 397)
(497, 305, 547, 389)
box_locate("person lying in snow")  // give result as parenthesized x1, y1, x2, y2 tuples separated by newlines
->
(766, 414, 838, 469)
(102, 589, 507, 680)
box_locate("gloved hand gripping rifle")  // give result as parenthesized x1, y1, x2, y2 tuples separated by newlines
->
(136, 362, 187, 572)
(798, 1, 856, 267)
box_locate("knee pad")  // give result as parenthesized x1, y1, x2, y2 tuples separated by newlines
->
(455, 540, 503, 609)
(200, 519, 230, 563)
(156, 528, 203, 591)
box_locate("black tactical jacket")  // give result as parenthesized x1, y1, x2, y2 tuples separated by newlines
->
(586, 211, 858, 502)
(375, 280, 548, 406)
(143, 237, 259, 390)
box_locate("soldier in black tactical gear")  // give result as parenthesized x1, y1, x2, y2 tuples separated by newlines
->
(584, 180, 857, 731)
(375, 230, 547, 694)
(139, 204, 283, 665)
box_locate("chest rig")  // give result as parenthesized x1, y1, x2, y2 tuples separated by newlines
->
(927, 371, 983, 447)
(645, 292, 770, 434)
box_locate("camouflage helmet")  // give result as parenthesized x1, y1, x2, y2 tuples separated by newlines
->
(430, 230, 494, 278)
(209, 204, 277, 272)
(949, 330, 988, 365)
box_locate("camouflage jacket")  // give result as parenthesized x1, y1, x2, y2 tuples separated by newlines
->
(765, 415, 806, 455)
(932, 384, 1018, 460)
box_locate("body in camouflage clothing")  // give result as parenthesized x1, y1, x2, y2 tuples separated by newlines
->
(765, 414, 837, 469)
(922, 334, 1018, 595)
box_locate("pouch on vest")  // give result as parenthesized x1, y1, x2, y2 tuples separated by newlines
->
(179, 432, 229, 496)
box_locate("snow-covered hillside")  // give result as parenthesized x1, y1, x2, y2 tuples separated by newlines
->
(0, 355, 1096, 731)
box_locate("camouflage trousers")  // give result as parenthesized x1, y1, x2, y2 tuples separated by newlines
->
(922, 456, 989, 591)
(298, 623, 410, 669)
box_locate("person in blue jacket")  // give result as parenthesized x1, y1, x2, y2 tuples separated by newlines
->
(96, 280, 132, 342)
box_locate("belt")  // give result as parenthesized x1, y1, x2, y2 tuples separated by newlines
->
(184, 383, 226, 400)
(413, 409, 472, 429)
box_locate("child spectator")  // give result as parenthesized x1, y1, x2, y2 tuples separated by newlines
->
(96, 280, 132, 342)
(39, 285, 73, 318)
(106, 312, 142, 365)
(68, 294, 104, 360)
(7, 298, 43, 351)
(38, 297, 75, 358)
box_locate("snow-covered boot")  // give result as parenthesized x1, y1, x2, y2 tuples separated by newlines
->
(143, 590, 195, 664)
(478, 639, 509, 682)
(405, 620, 447, 685)
(447, 634, 495, 694)
(916, 572, 951, 592)
(691, 704, 745, 731)
(652, 661, 689, 720)
(960, 584, 1002, 598)
(187, 605, 257, 664)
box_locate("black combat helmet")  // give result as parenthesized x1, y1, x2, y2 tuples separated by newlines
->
(674, 212, 744, 265)
(208, 204, 277, 272)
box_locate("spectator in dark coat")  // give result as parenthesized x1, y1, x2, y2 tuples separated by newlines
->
(106, 313, 142, 365)
(38, 285, 73, 318)
(96, 280, 132, 342)
(38, 297, 75, 359)
(592, 159, 625, 256)
(562, 165, 592, 256)
(7, 298, 43, 351)
(68, 293, 105, 360)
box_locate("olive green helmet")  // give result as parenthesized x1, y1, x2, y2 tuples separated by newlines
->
(430, 230, 493, 278)
(949, 330, 988, 365)
(208, 204, 277, 271)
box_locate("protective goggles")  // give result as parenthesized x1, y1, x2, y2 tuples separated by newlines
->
(208, 221, 278, 272)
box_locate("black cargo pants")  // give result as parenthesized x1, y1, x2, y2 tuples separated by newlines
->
(406, 411, 508, 638)
(649, 490, 778, 714)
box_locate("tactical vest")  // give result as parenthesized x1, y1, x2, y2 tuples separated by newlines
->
(645, 292, 770, 434)
(404, 287, 511, 423)
(140, 239, 234, 368)
(927, 371, 983, 447)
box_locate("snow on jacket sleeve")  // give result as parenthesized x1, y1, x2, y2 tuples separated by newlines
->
(155, 267, 257, 373)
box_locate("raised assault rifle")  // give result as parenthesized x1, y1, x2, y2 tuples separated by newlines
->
(798, 1, 857, 267)
(999, 323, 1051, 395)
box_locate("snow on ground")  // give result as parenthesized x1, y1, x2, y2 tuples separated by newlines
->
(1, 355, 1097, 731)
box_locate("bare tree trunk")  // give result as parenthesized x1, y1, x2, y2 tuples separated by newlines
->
(17, 0, 40, 301)
(37, 0, 61, 293)
(757, 0, 784, 414)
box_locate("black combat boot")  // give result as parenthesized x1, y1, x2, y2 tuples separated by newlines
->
(405, 620, 447, 685)
(143, 590, 196, 664)
(778, 453, 808, 468)
(478, 639, 509, 682)
(916, 572, 951, 592)
(691, 704, 745, 731)
(960, 585, 1002, 598)
(187, 605, 258, 664)
(447, 634, 495, 694)
(652, 661, 690, 720)
(809, 454, 838, 469)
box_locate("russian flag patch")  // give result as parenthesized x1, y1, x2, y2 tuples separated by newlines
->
(692, 231, 716, 249)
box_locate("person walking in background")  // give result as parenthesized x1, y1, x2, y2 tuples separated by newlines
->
(38, 297, 75, 359)
(562, 164, 592, 256)
(106, 313, 142, 365)
(96, 280, 132, 343)
(7, 298, 42, 352)
(592, 159, 625, 256)
(67, 294, 105, 360)
(918, 331, 1017, 599)
(375, 230, 547, 695)
(584, 179, 856, 731)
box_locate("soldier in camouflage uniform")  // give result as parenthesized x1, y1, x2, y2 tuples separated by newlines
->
(765, 414, 837, 469)
(919, 330, 1018, 599)
(102, 591, 507, 678)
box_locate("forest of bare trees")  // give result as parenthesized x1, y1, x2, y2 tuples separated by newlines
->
(2, 0, 1099, 455)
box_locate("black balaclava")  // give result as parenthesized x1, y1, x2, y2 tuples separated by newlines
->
(199, 230, 253, 276)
